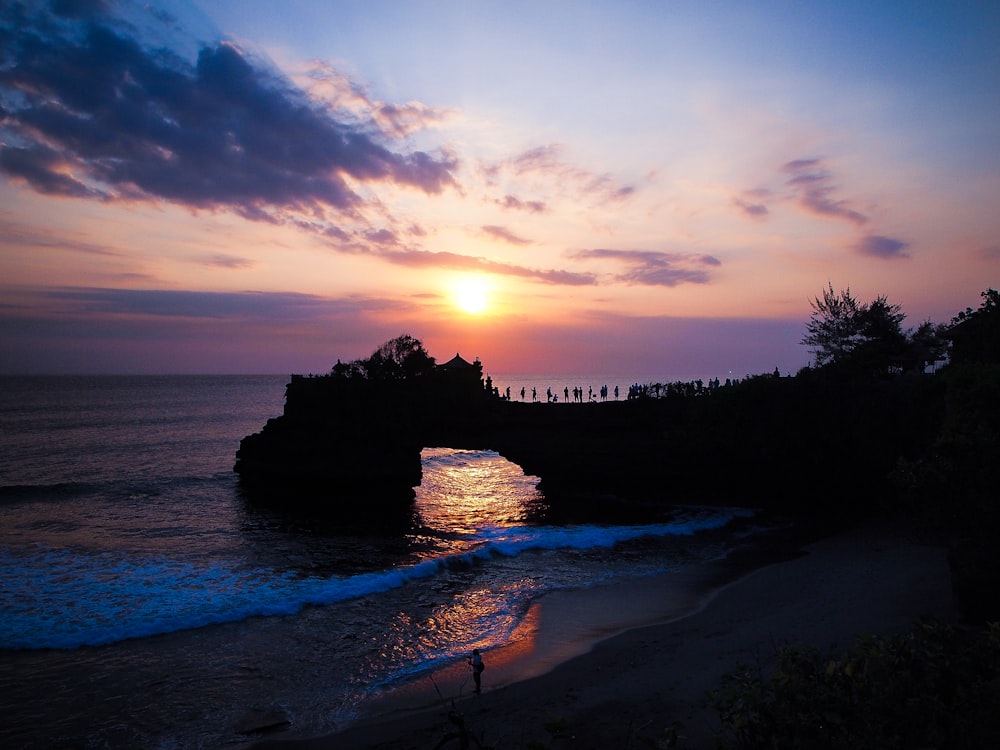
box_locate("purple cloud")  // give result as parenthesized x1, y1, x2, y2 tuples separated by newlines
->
(0, 216, 120, 255)
(0, 3, 456, 219)
(380, 249, 597, 286)
(733, 197, 769, 219)
(365, 228, 402, 247)
(573, 248, 721, 287)
(782, 158, 868, 225)
(481, 225, 531, 245)
(855, 234, 910, 259)
(0, 286, 418, 373)
(198, 254, 254, 269)
(495, 194, 547, 213)
(302, 61, 451, 138)
(484, 144, 635, 203)
(37, 287, 402, 321)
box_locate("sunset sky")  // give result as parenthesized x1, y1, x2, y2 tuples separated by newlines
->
(2, 0, 998, 377)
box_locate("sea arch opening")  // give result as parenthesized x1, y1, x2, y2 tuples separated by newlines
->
(415, 447, 548, 534)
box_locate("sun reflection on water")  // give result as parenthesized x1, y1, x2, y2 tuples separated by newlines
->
(414, 448, 546, 536)
(363, 448, 551, 684)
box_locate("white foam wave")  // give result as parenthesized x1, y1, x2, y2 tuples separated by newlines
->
(0, 508, 751, 649)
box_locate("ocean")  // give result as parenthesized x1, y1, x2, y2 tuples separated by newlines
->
(0, 375, 773, 749)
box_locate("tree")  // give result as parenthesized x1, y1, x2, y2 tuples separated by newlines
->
(904, 319, 949, 373)
(948, 288, 1000, 365)
(802, 284, 865, 368)
(803, 284, 909, 375)
(331, 334, 436, 381)
(802, 284, 948, 377)
(851, 295, 909, 374)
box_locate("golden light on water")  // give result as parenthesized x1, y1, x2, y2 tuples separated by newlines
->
(414, 448, 544, 535)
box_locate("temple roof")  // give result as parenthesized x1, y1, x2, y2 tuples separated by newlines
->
(438, 353, 475, 369)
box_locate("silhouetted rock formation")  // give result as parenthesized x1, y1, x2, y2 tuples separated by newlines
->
(235, 352, 944, 517)
(234, 297, 1000, 623)
(234, 361, 490, 502)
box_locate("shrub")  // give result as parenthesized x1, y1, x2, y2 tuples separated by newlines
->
(709, 620, 1000, 749)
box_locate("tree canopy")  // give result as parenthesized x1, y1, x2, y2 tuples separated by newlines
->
(802, 284, 947, 377)
(331, 334, 436, 381)
(948, 288, 1000, 365)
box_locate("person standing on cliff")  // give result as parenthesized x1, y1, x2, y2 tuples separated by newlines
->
(468, 648, 485, 693)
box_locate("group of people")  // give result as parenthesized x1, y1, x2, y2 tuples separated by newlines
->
(515, 384, 619, 403)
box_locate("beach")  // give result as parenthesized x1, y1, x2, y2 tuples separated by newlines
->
(0, 378, 961, 749)
(246, 518, 956, 750)
(0, 376, 789, 749)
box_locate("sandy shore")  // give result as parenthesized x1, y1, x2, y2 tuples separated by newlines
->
(245, 519, 956, 749)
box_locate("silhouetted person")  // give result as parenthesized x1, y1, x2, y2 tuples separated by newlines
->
(520, 386, 525, 401)
(531, 387, 537, 402)
(564, 386, 569, 402)
(468, 648, 485, 693)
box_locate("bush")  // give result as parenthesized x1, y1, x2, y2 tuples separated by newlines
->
(709, 620, 1000, 749)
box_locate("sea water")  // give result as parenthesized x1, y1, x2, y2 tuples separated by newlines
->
(0, 375, 765, 749)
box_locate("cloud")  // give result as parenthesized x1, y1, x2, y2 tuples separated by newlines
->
(0, 285, 417, 373)
(733, 189, 770, 219)
(733, 197, 769, 219)
(0, 216, 121, 256)
(854, 234, 910, 259)
(0, 3, 456, 221)
(782, 158, 868, 225)
(40, 287, 355, 319)
(573, 248, 721, 287)
(0, 143, 104, 199)
(50, 0, 111, 20)
(380, 249, 597, 286)
(482, 144, 635, 204)
(299, 60, 453, 138)
(197, 254, 254, 269)
(365, 228, 402, 247)
(481, 225, 531, 245)
(495, 194, 547, 213)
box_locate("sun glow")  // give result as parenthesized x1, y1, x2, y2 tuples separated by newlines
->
(453, 276, 489, 314)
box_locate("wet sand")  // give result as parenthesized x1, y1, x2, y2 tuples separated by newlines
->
(244, 519, 955, 749)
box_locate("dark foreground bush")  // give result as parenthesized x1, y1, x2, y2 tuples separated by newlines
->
(709, 620, 1000, 749)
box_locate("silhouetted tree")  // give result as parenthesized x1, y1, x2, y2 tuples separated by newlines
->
(802, 284, 944, 377)
(904, 319, 949, 373)
(803, 284, 866, 368)
(331, 334, 436, 381)
(948, 288, 1000, 365)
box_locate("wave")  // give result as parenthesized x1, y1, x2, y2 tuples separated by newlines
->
(476, 508, 751, 555)
(0, 508, 753, 650)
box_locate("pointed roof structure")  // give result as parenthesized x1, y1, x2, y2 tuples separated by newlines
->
(438, 353, 475, 370)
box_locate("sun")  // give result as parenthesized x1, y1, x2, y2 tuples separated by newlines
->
(454, 277, 489, 314)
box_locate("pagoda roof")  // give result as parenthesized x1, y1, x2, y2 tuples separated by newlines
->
(438, 353, 476, 369)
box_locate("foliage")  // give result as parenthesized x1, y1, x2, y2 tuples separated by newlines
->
(948, 287, 1000, 365)
(885, 289, 1000, 622)
(330, 334, 436, 381)
(802, 284, 947, 377)
(892, 359, 1000, 622)
(709, 621, 1000, 750)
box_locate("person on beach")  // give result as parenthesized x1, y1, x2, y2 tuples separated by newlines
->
(468, 648, 485, 693)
